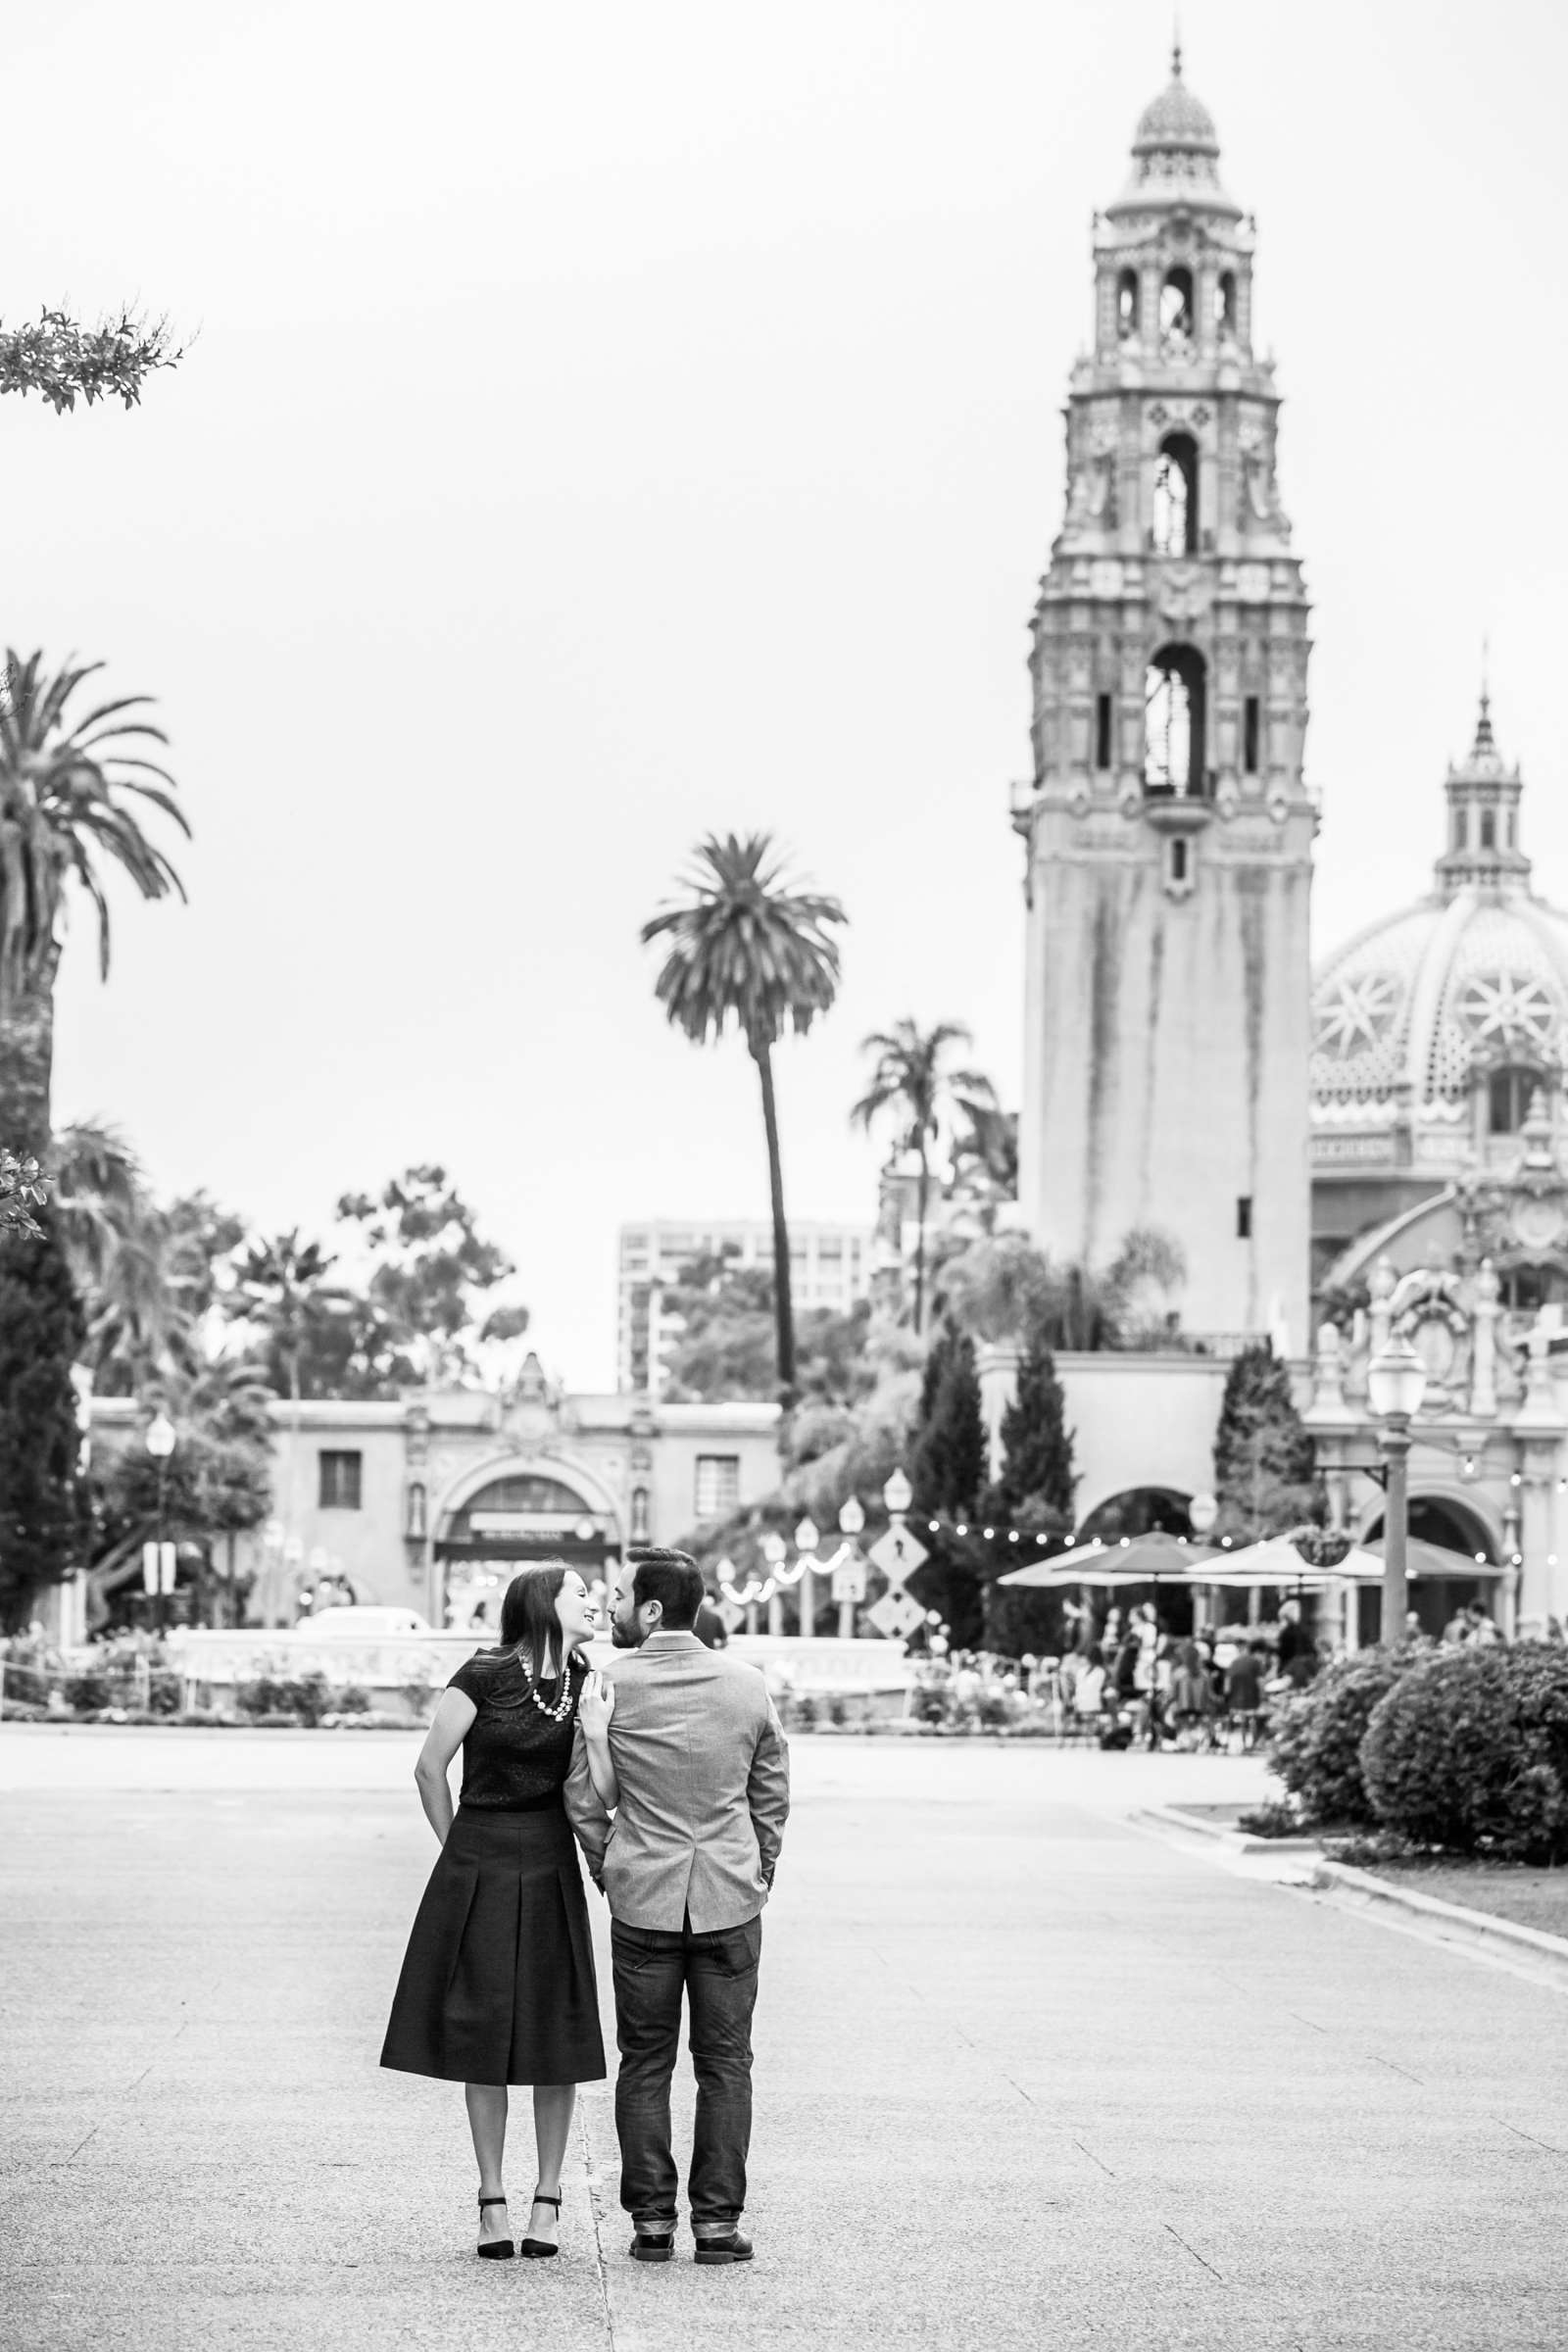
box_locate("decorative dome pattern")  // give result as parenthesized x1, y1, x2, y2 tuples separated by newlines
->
(1311, 890, 1568, 1110)
(1133, 69, 1221, 159)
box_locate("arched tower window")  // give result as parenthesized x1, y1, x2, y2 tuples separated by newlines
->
(1152, 430, 1198, 557)
(1116, 270, 1139, 340)
(1489, 1065, 1546, 1136)
(1145, 644, 1207, 798)
(1159, 267, 1195, 348)
(1216, 270, 1237, 336)
(1480, 809, 1496, 850)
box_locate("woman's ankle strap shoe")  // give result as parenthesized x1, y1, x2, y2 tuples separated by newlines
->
(518, 2189, 563, 2260)
(475, 2193, 514, 2261)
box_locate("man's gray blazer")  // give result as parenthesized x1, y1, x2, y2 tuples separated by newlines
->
(564, 1631, 790, 1934)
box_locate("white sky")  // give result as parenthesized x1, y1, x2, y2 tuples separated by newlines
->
(22, 0, 1568, 1387)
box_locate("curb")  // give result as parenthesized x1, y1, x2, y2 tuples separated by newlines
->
(1309, 1859, 1568, 1987)
(1130, 1803, 1324, 1866)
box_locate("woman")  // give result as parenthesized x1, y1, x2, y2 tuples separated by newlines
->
(381, 1563, 616, 2261)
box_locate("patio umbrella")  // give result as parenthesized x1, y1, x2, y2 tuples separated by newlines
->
(1194, 1534, 1384, 1589)
(996, 1530, 1217, 1590)
(1362, 1537, 1503, 1583)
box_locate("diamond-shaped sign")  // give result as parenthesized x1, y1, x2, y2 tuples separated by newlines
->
(867, 1589, 924, 1641)
(868, 1525, 928, 1587)
(716, 1596, 746, 1633)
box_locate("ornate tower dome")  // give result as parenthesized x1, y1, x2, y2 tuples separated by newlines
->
(1311, 696, 1568, 1184)
(1122, 44, 1230, 207)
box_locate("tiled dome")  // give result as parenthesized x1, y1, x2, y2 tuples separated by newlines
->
(1311, 889, 1568, 1110)
(1133, 60, 1221, 160)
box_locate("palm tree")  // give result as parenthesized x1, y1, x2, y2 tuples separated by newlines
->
(54, 1121, 189, 1385)
(852, 1020, 989, 1332)
(231, 1231, 342, 1407)
(642, 834, 846, 1409)
(0, 653, 187, 1152)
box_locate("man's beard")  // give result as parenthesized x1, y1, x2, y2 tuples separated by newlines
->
(610, 1617, 640, 1649)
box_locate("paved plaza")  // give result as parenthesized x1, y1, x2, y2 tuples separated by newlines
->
(4, 1725, 1568, 2351)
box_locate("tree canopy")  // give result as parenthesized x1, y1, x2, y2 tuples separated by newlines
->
(1212, 1342, 1318, 1542)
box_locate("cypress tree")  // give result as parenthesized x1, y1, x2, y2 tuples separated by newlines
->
(0, 1208, 85, 1629)
(1212, 1341, 1317, 1542)
(910, 1325, 987, 1518)
(993, 1332, 1077, 1524)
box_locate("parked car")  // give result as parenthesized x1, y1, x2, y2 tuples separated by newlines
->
(302, 1605, 433, 1638)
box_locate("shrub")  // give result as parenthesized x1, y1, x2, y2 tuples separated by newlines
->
(1267, 1649, 1411, 1825)
(335, 1684, 370, 1714)
(1360, 1642, 1568, 1863)
(235, 1671, 333, 1727)
(147, 1670, 183, 1717)
(65, 1671, 111, 1715)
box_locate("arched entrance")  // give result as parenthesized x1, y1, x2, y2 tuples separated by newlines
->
(1074, 1487, 1198, 1637)
(436, 1466, 621, 1632)
(1357, 1492, 1501, 1642)
(1077, 1487, 1194, 1542)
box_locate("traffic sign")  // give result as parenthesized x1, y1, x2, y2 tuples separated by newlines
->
(830, 1555, 867, 1605)
(867, 1590, 924, 1641)
(868, 1524, 928, 1586)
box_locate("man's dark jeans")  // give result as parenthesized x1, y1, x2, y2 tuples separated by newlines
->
(611, 1913, 762, 2231)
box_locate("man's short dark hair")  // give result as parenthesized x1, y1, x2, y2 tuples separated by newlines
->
(630, 1546, 705, 1630)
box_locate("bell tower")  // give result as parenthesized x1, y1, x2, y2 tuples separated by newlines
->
(1014, 49, 1313, 1351)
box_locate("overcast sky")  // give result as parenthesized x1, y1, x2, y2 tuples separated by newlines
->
(20, 0, 1568, 1386)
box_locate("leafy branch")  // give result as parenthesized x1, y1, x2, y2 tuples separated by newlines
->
(0, 1151, 49, 1239)
(0, 309, 184, 414)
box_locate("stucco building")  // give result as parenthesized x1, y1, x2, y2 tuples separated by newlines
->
(92, 1353, 779, 1630)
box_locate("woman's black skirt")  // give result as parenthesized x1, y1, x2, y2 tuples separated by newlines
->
(380, 1800, 607, 2087)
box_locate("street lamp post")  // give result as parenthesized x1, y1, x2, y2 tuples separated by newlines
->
(145, 1411, 176, 1635)
(836, 1494, 865, 1639)
(795, 1518, 819, 1640)
(1367, 1336, 1428, 1645)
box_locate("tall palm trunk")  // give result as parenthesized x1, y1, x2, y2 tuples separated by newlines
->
(751, 1039, 796, 1409)
(913, 1138, 930, 1335)
(0, 942, 60, 1156)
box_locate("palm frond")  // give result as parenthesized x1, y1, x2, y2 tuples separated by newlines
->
(0, 648, 188, 1000)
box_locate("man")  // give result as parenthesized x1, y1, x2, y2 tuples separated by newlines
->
(565, 1545, 789, 2268)
(693, 1587, 730, 1649)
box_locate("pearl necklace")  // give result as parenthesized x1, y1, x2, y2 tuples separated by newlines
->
(520, 1654, 577, 1724)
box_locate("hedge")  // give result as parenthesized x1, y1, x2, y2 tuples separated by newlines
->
(1266, 1649, 1412, 1825)
(1360, 1642, 1568, 1863)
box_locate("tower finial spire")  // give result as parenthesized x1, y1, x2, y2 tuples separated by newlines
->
(1475, 637, 1494, 752)
(1172, 16, 1183, 77)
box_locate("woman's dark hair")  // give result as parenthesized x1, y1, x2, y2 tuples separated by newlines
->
(499, 1563, 569, 1683)
(631, 1547, 705, 1630)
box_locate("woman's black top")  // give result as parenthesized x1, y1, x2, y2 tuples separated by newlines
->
(446, 1647, 587, 1811)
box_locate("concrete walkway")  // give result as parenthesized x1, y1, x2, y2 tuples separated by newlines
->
(3, 1725, 1567, 2350)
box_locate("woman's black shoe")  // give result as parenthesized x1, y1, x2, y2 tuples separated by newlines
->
(476, 2193, 514, 2260)
(519, 2189, 562, 2259)
(693, 2230, 754, 2266)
